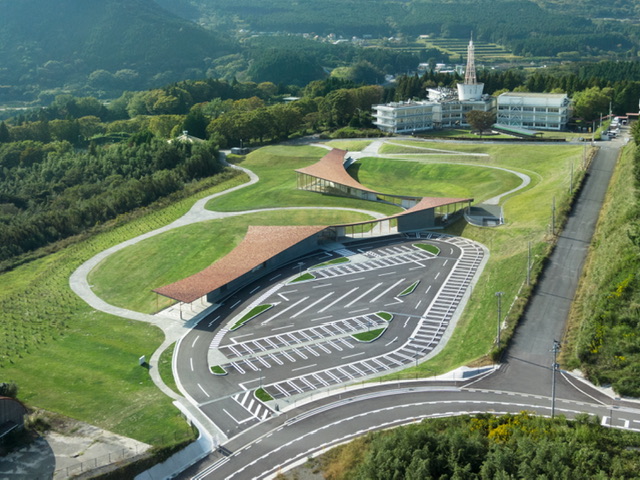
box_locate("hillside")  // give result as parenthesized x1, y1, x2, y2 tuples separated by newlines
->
(0, 0, 236, 102)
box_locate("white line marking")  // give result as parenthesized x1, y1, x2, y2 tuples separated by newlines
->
(348, 308, 369, 314)
(342, 352, 365, 360)
(232, 333, 254, 341)
(346, 277, 365, 283)
(292, 292, 334, 318)
(292, 364, 317, 372)
(443, 260, 448, 267)
(277, 293, 289, 301)
(425, 285, 432, 295)
(192, 335, 200, 348)
(313, 283, 332, 289)
(271, 324, 294, 331)
(250, 286, 260, 294)
(190, 358, 194, 371)
(310, 315, 333, 322)
(319, 287, 359, 313)
(403, 317, 410, 328)
(197, 383, 210, 397)
(385, 336, 398, 346)
(415, 300, 422, 310)
(269, 274, 282, 281)
(231, 300, 241, 309)
(378, 271, 396, 276)
(262, 297, 308, 325)
(434, 272, 440, 280)
(208, 315, 221, 327)
(223, 408, 242, 423)
(344, 283, 383, 308)
(370, 278, 405, 303)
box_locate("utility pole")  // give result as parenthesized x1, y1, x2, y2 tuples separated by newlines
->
(495, 292, 504, 346)
(551, 340, 561, 418)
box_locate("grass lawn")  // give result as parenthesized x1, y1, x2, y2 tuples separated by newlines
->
(351, 156, 521, 203)
(89, 209, 375, 314)
(205, 145, 402, 216)
(325, 140, 373, 151)
(158, 342, 180, 395)
(0, 173, 247, 445)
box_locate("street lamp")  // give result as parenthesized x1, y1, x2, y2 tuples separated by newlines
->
(495, 292, 504, 346)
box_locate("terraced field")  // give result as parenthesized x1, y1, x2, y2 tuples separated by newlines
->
(420, 38, 520, 62)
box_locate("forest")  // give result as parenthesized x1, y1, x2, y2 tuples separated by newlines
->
(299, 413, 640, 479)
(3, 0, 640, 103)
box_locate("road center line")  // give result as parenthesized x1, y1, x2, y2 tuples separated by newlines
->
(348, 308, 369, 314)
(231, 300, 241, 309)
(318, 287, 359, 313)
(346, 277, 365, 283)
(378, 271, 396, 276)
(313, 283, 332, 289)
(425, 285, 432, 295)
(190, 358, 194, 371)
(250, 286, 260, 294)
(271, 324, 294, 331)
(310, 315, 333, 322)
(434, 272, 441, 280)
(385, 336, 398, 346)
(292, 364, 317, 372)
(192, 335, 200, 348)
(269, 274, 282, 281)
(342, 352, 365, 360)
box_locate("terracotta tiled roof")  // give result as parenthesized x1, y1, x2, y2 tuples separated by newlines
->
(296, 148, 378, 193)
(154, 225, 327, 303)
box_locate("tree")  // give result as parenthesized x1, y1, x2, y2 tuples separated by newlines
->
(0, 122, 11, 143)
(572, 86, 614, 122)
(465, 110, 496, 137)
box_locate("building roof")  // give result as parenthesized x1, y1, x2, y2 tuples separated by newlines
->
(295, 149, 378, 193)
(498, 92, 568, 99)
(153, 225, 327, 303)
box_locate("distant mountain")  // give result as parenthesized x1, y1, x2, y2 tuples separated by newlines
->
(0, 0, 236, 102)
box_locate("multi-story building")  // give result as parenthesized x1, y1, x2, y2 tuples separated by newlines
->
(496, 92, 571, 131)
(372, 36, 495, 134)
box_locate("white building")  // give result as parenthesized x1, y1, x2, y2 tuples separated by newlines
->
(373, 36, 495, 134)
(496, 92, 571, 131)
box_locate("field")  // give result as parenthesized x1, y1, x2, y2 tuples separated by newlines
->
(418, 37, 521, 62)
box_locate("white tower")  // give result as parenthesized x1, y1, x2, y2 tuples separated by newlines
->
(457, 34, 484, 101)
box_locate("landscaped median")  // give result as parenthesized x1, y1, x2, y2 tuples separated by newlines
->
(414, 243, 440, 255)
(351, 312, 393, 343)
(230, 304, 274, 331)
(210, 365, 227, 375)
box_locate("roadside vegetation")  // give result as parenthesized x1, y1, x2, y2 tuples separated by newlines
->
(289, 413, 640, 480)
(399, 281, 420, 297)
(352, 328, 386, 343)
(413, 243, 440, 255)
(565, 132, 640, 396)
(230, 304, 274, 331)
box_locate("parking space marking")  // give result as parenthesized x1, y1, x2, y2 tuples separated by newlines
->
(319, 287, 359, 313)
(262, 297, 308, 325)
(292, 292, 334, 318)
(344, 283, 383, 307)
(369, 278, 405, 303)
